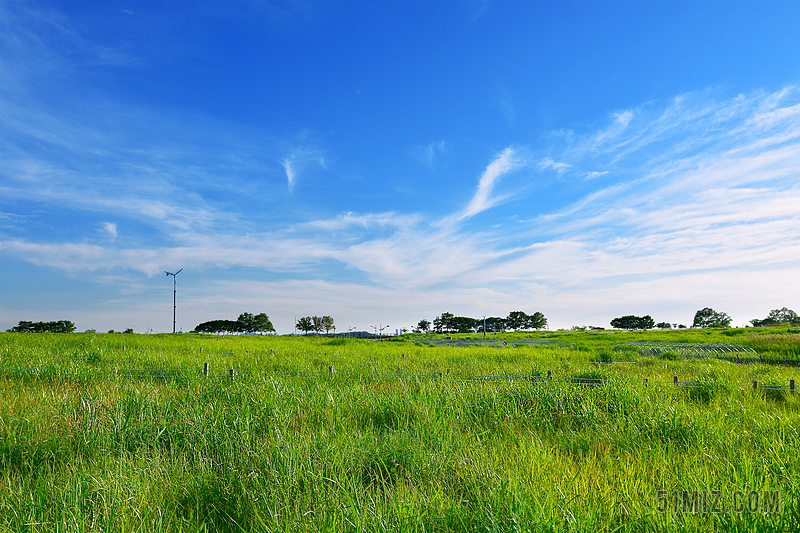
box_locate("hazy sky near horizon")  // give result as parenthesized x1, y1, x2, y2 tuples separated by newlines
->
(1, 0, 799, 334)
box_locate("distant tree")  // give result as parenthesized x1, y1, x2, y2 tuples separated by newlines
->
(610, 315, 654, 330)
(433, 312, 456, 334)
(236, 312, 256, 333)
(195, 319, 239, 334)
(751, 307, 799, 327)
(610, 316, 639, 330)
(123, 328, 134, 334)
(656, 322, 672, 329)
(528, 311, 547, 330)
(253, 313, 276, 334)
(10, 320, 76, 333)
(416, 319, 431, 334)
(505, 311, 529, 331)
(504, 311, 547, 331)
(693, 308, 731, 328)
(321, 316, 335, 334)
(296, 316, 314, 335)
(480, 317, 505, 333)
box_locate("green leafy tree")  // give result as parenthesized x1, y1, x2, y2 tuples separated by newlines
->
(433, 312, 456, 333)
(253, 313, 275, 334)
(656, 322, 672, 329)
(321, 316, 335, 334)
(505, 311, 529, 331)
(751, 307, 799, 327)
(416, 319, 430, 333)
(611, 316, 637, 330)
(236, 312, 256, 333)
(693, 308, 731, 328)
(528, 311, 547, 330)
(10, 320, 76, 333)
(195, 319, 239, 334)
(611, 315, 654, 330)
(296, 316, 314, 335)
(480, 317, 505, 333)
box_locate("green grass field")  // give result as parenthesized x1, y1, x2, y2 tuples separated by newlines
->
(0, 328, 798, 532)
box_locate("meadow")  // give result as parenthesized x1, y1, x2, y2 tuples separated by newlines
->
(0, 328, 798, 532)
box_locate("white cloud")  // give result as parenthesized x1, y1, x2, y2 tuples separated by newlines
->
(410, 141, 446, 169)
(585, 170, 608, 180)
(283, 159, 296, 192)
(102, 222, 117, 240)
(537, 157, 572, 173)
(458, 147, 525, 220)
(282, 147, 326, 192)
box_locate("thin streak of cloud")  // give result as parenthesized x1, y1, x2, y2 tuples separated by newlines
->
(458, 147, 524, 220)
(282, 147, 326, 192)
(537, 157, 572, 174)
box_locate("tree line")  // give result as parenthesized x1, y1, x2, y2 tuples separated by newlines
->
(610, 306, 798, 330)
(750, 307, 799, 327)
(415, 311, 547, 334)
(295, 316, 335, 335)
(7, 320, 76, 333)
(194, 313, 275, 335)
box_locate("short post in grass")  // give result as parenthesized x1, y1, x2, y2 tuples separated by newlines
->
(547, 370, 552, 379)
(644, 378, 648, 386)
(203, 363, 209, 377)
(328, 365, 335, 374)
(791, 380, 795, 394)
(674, 376, 678, 386)
(753, 381, 758, 390)
(229, 368, 235, 378)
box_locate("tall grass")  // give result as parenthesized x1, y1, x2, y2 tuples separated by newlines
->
(0, 331, 797, 532)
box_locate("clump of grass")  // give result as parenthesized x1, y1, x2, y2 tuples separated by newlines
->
(686, 370, 727, 404)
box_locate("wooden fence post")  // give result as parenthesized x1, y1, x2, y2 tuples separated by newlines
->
(791, 380, 795, 394)
(229, 369, 235, 378)
(674, 376, 678, 386)
(203, 363, 209, 377)
(753, 380, 758, 390)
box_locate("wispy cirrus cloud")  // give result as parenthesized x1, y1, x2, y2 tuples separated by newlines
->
(283, 147, 326, 193)
(457, 147, 525, 220)
(537, 157, 572, 174)
(410, 141, 446, 170)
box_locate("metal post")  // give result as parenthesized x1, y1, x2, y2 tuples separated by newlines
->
(674, 376, 678, 386)
(203, 363, 209, 377)
(790, 380, 795, 394)
(173, 280, 176, 334)
(164, 269, 182, 334)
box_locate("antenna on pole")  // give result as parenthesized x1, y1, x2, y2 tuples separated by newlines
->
(164, 268, 183, 334)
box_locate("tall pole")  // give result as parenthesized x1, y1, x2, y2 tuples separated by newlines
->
(164, 269, 182, 334)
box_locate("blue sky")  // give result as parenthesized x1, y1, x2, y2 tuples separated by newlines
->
(1, 0, 799, 333)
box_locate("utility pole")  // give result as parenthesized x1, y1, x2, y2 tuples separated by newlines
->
(164, 269, 183, 334)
